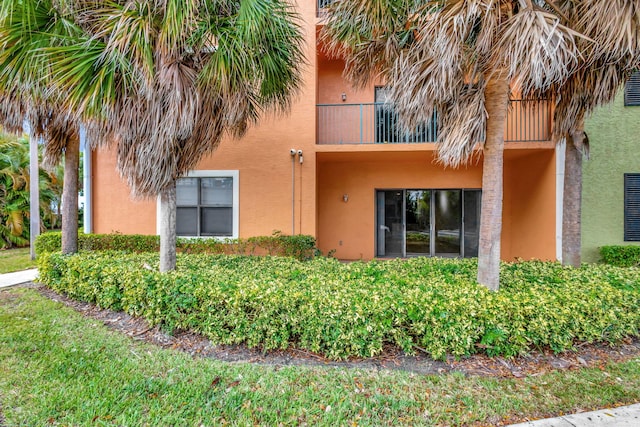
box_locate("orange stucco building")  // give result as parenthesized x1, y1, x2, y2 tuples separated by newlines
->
(86, 2, 559, 261)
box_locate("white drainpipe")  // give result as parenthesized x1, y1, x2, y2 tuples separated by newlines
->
(556, 140, 565, 262)
(81, 128, 92, 234)
(29, 130, 40, 260)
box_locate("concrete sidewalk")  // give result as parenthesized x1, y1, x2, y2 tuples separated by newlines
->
(506, 403, 640, 426)
(0, 268, 38, 288)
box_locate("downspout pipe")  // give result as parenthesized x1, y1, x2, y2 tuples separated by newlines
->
(290, 149, 296, 235)
(556, 139, 565, 262)
(81, 127, 92, 234)
(28, 127, 39, 260)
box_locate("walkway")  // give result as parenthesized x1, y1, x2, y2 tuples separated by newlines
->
(0, 268, 38, 288)
(506, 403, 640, 426)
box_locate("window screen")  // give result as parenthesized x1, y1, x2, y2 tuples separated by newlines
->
(625, 72, 640, 106)
(625, 174, 640, 241)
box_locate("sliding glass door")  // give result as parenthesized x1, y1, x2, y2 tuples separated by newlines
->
(376, 191, 403, 257)
(405, 190, 431, 256)
(434, 190, 462, 256)
(376, 189, 480, 258)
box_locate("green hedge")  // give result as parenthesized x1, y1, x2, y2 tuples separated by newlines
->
(601, 245, 640, 267)
(37, 252, 640, 360)
(35, 232, 318, 261)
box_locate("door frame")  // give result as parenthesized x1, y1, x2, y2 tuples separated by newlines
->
(375, 188, 480, 258)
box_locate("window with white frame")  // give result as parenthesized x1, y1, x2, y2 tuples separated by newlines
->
(175, 171, 239, 238)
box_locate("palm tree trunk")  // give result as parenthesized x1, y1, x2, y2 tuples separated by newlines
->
(477, 77, 510, 291)
(562, 118, 585, 267)
(61, 136, 79, 254)
(159, 181, 177, 272)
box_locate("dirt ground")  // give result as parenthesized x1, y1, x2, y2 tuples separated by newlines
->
(27, 284, 640, 378)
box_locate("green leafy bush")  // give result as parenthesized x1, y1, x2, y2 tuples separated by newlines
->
(38, 253, 640, 360)
(33, 232, 61, 253)
(35, 231, 319, 261)
(601, 245, 640, 267)
(35, 232, 160, 254)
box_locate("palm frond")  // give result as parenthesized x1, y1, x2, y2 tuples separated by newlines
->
(494, 8, 583, 96)
(436, 84, 486, 167)
(552, 63, 627, 138)
(575, 0, 640, 68)
(42, 114, 79, 168)
(388, 0, 495, 129)
(0, 89, 26, 134)
(320, 0, 421, 87)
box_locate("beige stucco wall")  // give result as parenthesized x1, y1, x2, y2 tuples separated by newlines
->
(92, 0, 319, 238)
(90, 2, 558, 262)
(316, 149, 557, 261)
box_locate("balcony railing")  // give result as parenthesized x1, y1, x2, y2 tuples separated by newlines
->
(317, 99, 551, 145)
(505, 99, 552, 142)
(317, 0, 333, 17)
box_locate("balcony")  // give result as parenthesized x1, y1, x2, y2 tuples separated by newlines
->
(316, 99, 552, 145)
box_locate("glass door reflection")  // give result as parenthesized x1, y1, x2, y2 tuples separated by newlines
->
(434, 190, 462, 256)
(405, 190, 431, 256)
(376, 189, 478, 258)
(376, 190, 404, 257)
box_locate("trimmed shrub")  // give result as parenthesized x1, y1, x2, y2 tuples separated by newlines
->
(35, 231, 319, 261)
(38, 252, 640, 360)
(35, 232, 158, 254)
(34, 232, 63, 254)
(601, 245, 640, 267)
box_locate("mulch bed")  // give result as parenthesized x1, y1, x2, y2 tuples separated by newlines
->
(32, 284, 640, 378)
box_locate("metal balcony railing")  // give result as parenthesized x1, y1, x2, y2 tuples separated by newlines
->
(317, 103, 437, 144)
(505, 99, 552, 142)
(316, 99, 551, 145)
(317, 0, 333, 17)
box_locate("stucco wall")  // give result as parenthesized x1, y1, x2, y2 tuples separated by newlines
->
(92, 0, 318, 238)
(503, 149, 557, 261)
(90, 1, 558, 259)
(316, 149, 557, 261)
(92, 149, 157, 235)
(582, 91, 640, 262)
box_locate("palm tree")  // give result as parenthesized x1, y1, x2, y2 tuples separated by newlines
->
(0, 2, 81, 254)
(0, 135, 29, 247)
(41, 161, 64, 230)
(4, 0, 305, 271)
(321, 0, 640, 289)
(547, 2, 640, 267)
(0, 132, 61, 248)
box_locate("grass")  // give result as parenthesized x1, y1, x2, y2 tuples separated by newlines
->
(0, 247, 36, 274)
(1, 287, 640, 426)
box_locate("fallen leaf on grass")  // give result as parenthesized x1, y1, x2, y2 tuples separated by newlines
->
(226, 380, 240, 391)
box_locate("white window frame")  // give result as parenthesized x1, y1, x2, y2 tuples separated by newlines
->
(157, 170, 239, 239)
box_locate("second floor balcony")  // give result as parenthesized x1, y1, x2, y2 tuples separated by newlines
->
(316, 99, 552, 145)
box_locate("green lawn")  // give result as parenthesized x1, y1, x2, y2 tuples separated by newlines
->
(1, 287, 640, 426)
(0, 247, 36, 274)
